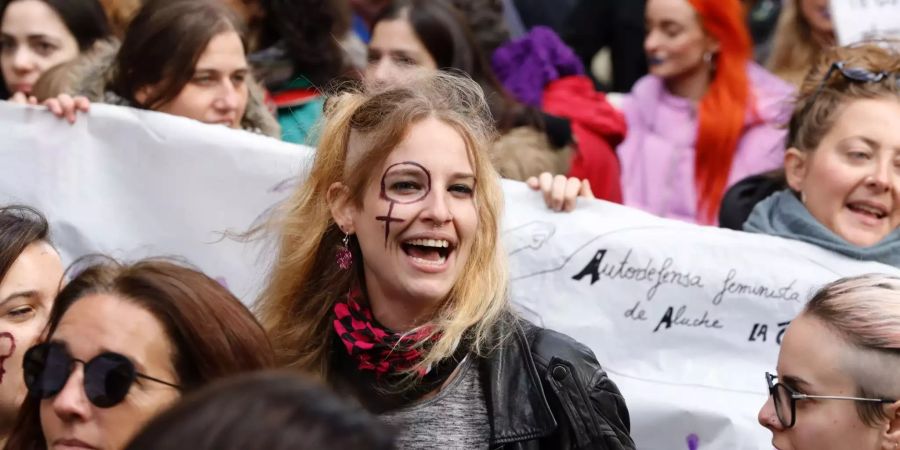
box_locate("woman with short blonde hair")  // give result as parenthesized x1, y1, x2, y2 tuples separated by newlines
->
(760, 274, 900, 449)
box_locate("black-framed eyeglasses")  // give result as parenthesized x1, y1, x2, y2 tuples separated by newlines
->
(765, 372, 895, 428)
(23, 341, 181, 408)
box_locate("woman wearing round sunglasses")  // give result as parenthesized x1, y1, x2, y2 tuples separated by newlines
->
(759, 274, 900, 450)
(720, 43, 900, 266)
(4, 258, 275, 450)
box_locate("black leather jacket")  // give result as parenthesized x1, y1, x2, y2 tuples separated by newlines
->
(480, 319, 635, 449)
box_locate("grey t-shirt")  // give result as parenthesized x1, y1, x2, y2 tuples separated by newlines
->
(380, 356, 491, 449)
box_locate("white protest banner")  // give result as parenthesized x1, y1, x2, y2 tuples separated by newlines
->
(3, 101, 899, 449)
(502, 183, 900, 449)
(830, 0, 900, 45)
(0, 102, 311, 301)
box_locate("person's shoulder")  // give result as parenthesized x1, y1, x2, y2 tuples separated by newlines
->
(747, 62, 794, 94)
(520, 321, 601, 375)
(747, 62, 796, 123)
(628, 74, 664, 100)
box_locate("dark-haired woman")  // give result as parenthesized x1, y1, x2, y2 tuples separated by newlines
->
(125, 371, 395, 450)
(4, 258, 275, 450)
(243, 0, 358, 144)
(17, 0, 280, 137)
(0, 0, 110, 99)
(0, 206, 62, 447)
(364, 0, 618, 195)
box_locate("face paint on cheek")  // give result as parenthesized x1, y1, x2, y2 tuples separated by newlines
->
(376, 201, 404, 247)
(0, 332, 16, 384)
(376, 161, 433, 247)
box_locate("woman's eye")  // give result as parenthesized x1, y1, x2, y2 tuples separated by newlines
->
(449, 184, 474, 196)
(7, 306, 35, 321)
(661, 25, 682, 38)
(848, 150, 871, 160)
(192, 75, 215, 85)
(391, 181, 422, 192)
(33, 41, 56, 56)
(393, 55, 417, 66)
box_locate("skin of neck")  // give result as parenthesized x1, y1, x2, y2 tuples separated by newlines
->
(664, 61, 714, 102)
(363, 269, 439, 332)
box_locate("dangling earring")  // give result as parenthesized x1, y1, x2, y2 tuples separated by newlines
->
(336, 232, 353, 270)
(703, 51, 714, 65)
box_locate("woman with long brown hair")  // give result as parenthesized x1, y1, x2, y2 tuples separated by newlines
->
(4, 258, 274, 450)
(0, 206, 62, 447)
(14, 0, 280, 137)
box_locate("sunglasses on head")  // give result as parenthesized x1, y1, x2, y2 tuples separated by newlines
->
(23, 341, 180, 408)
(811, 61, 900, 99)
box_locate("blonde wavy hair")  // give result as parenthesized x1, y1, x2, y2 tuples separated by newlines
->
(257, 71, 512, 380)
(766, 0, 833, 87)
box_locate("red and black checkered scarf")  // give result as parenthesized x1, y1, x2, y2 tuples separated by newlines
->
(333, 291, 436, 377)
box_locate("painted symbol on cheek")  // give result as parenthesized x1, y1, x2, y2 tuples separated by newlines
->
(375, 202, 404, 246)
(686, 433, 700, 450)
(376, 161, 432, 247)
(0, 332, 16, 384)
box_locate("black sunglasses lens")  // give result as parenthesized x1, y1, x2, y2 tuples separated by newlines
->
(84, 353, 135, 408)
(23, 343, 71, 399)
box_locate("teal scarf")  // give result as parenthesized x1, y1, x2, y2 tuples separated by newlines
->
(744, 190, 900, 267)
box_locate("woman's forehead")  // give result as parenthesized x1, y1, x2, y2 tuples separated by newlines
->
(380, 119, 471, 171)
(778, 315, 855, 389)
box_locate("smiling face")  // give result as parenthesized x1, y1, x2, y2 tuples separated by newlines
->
(39, 293, 180, 450)
(643, 0, 717, 81)
(341, 117, 477, 328)
(0, 0, 79, 96)
(785, 98, 900, 247)
(365, 17, 438, 89)
(0, 241, 62, 432)
(143, 31, 249, 129)
(758, 314, 887, 450)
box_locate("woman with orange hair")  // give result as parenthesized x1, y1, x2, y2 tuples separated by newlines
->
(615, 0, 794, 224)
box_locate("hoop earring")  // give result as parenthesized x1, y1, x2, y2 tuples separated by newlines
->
(336, 232, 353, 270)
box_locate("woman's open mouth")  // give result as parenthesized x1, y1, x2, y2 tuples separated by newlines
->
(847, 201, 888, 221)
(401, 238, 453, 266)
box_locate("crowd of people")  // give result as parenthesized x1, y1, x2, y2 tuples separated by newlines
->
(0, 0, 899, 448)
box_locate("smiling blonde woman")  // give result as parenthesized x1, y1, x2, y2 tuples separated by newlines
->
(257, 71, 635, 449)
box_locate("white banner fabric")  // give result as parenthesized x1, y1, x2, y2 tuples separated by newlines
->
(830, 0, 900, 45)
(2, 102, 899, 449)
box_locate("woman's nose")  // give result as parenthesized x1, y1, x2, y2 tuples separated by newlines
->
(50, 366, 92, 423)
(758, 395, 783, 431)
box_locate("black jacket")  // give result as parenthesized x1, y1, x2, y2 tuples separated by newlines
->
(718, 171, 787, 230)
(481, 320, 635, 449)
